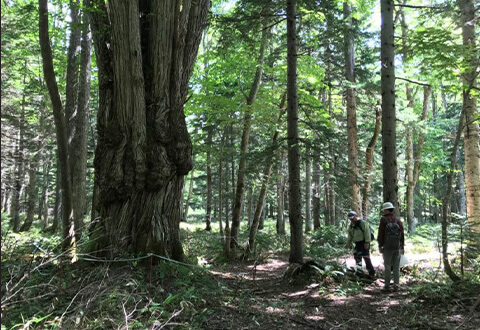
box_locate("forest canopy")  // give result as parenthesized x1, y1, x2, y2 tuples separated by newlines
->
(1, 0, 479, 329)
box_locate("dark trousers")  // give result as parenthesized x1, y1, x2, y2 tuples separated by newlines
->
(354, 241, 375, 275)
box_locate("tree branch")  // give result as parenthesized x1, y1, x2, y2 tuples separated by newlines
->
(396, 76, 431, 87)
(394, 4, 447, 10)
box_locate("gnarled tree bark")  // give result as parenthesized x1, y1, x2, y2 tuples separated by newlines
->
(87, 0, 209, 259)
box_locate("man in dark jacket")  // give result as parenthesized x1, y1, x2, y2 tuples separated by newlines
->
(377, 202, 405, 292)
(345, 210, 375, 278)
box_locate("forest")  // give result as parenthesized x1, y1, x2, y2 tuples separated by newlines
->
(1, 0, 479, 329)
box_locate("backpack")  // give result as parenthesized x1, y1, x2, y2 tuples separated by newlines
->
(383, 216, 401, 250)
(358, 219, 375, 241)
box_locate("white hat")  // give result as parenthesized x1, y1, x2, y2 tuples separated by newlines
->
(382, 202, 394, 210)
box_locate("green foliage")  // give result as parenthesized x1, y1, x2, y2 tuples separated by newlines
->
(1, 223, 224, 329)
(306, 225, 348, 259)
(408, 280, 480, 304)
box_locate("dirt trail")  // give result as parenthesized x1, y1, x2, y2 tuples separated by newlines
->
(203, 251, 479, 330)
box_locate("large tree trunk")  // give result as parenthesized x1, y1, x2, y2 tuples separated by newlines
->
(380, 0, 398, 208)
(230, 27, 268, 249)
(344, 2, 362, 215)
(287, 0, 303, 264)
(362, 107, 381, 218)
(458, 0, 480, 239)
(87, 0, 209, 259)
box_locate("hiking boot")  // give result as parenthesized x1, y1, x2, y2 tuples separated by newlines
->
(392, 285, 399, 292)
(368, 272, 376, 279)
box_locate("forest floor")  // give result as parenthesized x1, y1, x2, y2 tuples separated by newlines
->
(200, 250, 480, 330)
(2, 219, 480, 329)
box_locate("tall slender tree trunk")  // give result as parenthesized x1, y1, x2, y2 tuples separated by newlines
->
(305, 147, 312, 232)
(69, 8, 92, 238)
(39, 0, 75, 251)
(20, 149, 41, 232)
(247, 186, 254, 228)
(218, 129, 227, 242)
(2, 168, 12, 213)
(324, 44, 336, 224)
(406, 86, 431, 234)
(276, 156, 286, 235)
(287, 0, 303, 264)
(230, 26, 268, 249)
(380, 0, 398, 208)
(441, 108, 464, 282)
(87, 0, 209, 259)
(183, 164, 195, 221)
(10, 120, 25, 233)
(205, 126, 213, 231)
(457, 168, 467, 216)
(344, 2, 362, 215)
(362, 107, 381, 218)
(248, 94, 286, 252)
(323, 166, 330, 225)
(313, 157, 321, 230)
(38, 154, 51, 229)
(51, 164, 60, 233)
(458, 0, 480, 239)
(11, 66, 27, 232)
(65, 0, 82, 239)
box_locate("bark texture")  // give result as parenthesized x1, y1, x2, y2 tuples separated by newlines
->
(344, 2, 362, 215)
(380, 0, 398, 208)
(38, 0, 75, 250)
(69, 9, 92, 236)
(88, 0, 209, 259)
(287, 0, 303, 264)
(458, 0, 480, 236)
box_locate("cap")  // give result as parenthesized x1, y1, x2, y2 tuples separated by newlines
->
(348, 210, 357, 219)
(382, 202, 394, 210)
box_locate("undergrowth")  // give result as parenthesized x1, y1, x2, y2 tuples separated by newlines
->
(2, 213, 479, 329)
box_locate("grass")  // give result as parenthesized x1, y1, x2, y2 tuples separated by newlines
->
(2, 211, 479, 329)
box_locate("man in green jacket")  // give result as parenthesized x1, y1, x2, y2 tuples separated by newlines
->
(345, 210, 376, 278)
